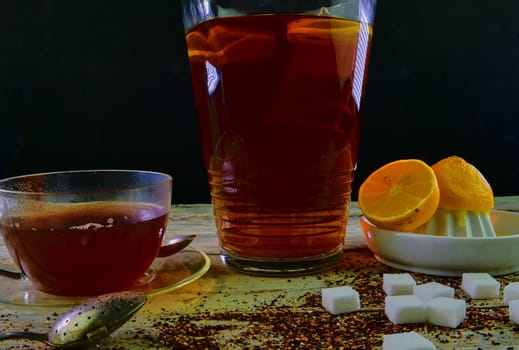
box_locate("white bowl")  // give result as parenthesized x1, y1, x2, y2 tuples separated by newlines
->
(360, 210, 519, 276)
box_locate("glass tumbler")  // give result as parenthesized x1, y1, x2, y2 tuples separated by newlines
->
(181, 0, 377, 275)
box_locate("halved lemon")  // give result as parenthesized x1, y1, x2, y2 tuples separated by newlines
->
(358, 159, 440, 232)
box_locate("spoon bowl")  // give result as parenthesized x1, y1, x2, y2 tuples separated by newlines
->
(0, 291, 147, 348)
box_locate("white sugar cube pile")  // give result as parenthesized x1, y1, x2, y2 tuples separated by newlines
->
(383, 332, 436, 350)
(383, 273, 417, 295)
(504, 282, 519, 305)
(461, 273, 500, 299)
(414, 282, 455, 302)
(382, 277, 466, 328)
(321, 285, 360, 315)
(426, 297, 466, 328)
(385, 295, 425, 324)
(321, 272, 513, 339)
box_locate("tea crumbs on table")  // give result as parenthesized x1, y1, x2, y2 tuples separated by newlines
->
(145, 309, 401, 349)
(126, 270, 519, 349)
(12, 249, 519, 349)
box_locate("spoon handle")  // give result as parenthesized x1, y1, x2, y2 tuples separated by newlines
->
(156, 234, 196, 258)
(0, 331, 47, 343)
(0, 268, 24, 280)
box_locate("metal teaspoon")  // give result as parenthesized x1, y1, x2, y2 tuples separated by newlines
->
(0, 234, 196, 280)
(0, 291, 147, 348)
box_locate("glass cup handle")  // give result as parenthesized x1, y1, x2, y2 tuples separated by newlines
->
(0, 268, 25, 280)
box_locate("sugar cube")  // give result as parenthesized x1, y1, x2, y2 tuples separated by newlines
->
(504, 282, 519, 305)
(461, 273, 500, 299)
(383, 273, 417, 295)
(414, 282, 455, 302)
(321, 285, 360, 314)
(383, 331, 436, 350)
(509, 300, 519, 324)
(385, 295, 425, 324)
(426, 297, 466, 328)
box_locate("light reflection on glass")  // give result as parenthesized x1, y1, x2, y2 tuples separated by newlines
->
(182, 0, 215, 32)
(205, 60, 220, 95)
(352, 1, 372, 110)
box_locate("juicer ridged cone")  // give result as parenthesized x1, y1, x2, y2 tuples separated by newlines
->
(421, 208, 496, 237)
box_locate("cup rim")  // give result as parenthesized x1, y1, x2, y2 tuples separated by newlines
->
(0, 169, 173, 195)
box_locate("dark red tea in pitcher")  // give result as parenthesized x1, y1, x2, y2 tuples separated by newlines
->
(186, 14, 373, 273)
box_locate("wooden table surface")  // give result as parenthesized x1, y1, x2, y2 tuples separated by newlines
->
(1, 196, 519, 349)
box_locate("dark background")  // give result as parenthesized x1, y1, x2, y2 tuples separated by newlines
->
(0, 1, 518, 203)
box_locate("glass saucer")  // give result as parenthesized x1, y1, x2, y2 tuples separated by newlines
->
(0, 248, 210, 307)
